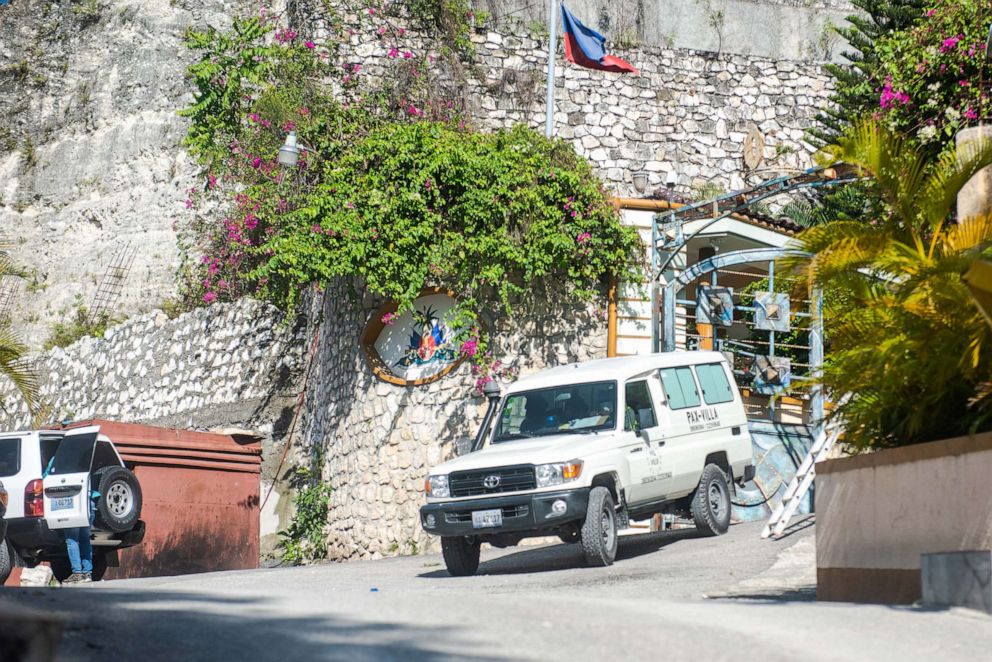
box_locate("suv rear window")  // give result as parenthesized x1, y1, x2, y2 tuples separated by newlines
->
(659, 366, 701, 410)
(695, 363, 734, 404)
(0, 438, 19, 477)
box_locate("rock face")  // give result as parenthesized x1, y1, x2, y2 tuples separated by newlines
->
(301, 281, 608, 560)
(0, 0, 245, 349)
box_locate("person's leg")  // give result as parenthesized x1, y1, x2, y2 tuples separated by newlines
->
(62, 528, 82, 574)
(79, 527, 93, 575)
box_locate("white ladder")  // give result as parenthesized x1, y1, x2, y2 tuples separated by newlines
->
(761, 418, 844, 539)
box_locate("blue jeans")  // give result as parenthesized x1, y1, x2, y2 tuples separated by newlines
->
(62, 527, 93, 574)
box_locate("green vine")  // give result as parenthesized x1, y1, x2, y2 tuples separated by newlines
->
(278, 466, 333, 564)
(180, 12, 642, 380)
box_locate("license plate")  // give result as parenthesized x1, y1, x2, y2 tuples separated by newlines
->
(472, 509, 503, 529)
(52, 497, 74, 511)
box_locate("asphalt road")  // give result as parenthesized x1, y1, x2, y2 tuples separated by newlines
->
(2, 519, 991, 661)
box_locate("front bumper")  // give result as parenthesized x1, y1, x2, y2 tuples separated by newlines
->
(420, 488, 590, 537)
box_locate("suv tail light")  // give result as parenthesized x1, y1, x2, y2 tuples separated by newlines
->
(25, 479, 44, 517)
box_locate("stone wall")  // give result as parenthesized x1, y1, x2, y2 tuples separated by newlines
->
(301, 282, 608, 560)
(298, 1, 835, 201)
(0, 298, 308, 554)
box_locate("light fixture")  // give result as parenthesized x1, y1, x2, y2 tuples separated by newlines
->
(666, 169, 678, 189)
(277, 131, 314, 168)
(632, 171, 648, 194)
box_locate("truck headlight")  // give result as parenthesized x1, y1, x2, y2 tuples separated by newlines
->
(426, 475, 449, 498)
(535, 461, 583, 488)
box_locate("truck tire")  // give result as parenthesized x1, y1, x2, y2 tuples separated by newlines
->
(93, 466, 142, 533)
(0, 540, 11, 584)
(581, 486, 618, 567)
(691, 464, 731, 536)
(441, 536, 481, 577)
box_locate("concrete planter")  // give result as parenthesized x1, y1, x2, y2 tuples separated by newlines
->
(816, 431, 992, 604)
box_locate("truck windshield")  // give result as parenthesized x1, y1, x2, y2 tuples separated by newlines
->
(493, 381, 617, 443)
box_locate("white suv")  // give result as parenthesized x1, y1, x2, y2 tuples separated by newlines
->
(0, 425, 144, 583)
(421, 352, 755, 576)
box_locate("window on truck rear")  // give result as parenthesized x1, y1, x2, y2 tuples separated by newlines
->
(0, 438, 19, 477)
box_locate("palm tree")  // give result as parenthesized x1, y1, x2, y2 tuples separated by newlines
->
(0, 248, 39, 416)
(784, 120, 992, 451)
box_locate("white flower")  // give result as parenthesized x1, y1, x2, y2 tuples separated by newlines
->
(945, 106, 960, 122)
(918, 125, 937, 143)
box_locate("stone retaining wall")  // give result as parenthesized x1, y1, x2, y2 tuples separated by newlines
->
(301, 282, 608, 560)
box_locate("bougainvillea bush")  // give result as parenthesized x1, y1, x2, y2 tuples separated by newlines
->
(873, 0, 991, 156)
(180, 8, 642, 372)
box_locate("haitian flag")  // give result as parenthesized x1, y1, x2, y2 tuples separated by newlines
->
(560, 4, 640, 75)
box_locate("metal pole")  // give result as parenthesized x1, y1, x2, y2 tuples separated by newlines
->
(544, 0, 558, 138)
(651, 213, 659, 352)
(767, 260, 775, 358)
(809, 287, 825, 438)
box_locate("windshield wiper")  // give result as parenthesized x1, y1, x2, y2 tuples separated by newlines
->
(560, 428, 601, 435)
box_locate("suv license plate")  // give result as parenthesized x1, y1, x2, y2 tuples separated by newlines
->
(472, 509, 503, 529)
(52, 497, 74, 511)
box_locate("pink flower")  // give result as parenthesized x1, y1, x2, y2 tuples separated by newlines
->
(926, 9, 936, 16)
(940, 35, 962, 53)
(251, 157, 262, 169)
(387, 47, 399, 58)
(576, 232, 592, 244)
(203, 292, 217, 304)
(461, 339, 478, 357)
(965, 107, 979, 121)
(244, 214, 259, 230)
(207, 172, 217, 189)
(879, 82, 910, 109)
(311, 224, 322, 234)
(381, 312, 398, 326)
(185, 198, 193, 209)
(377, 26, 387, 36)
(402, 51, 413, 59)
(304, 40, 315, 50)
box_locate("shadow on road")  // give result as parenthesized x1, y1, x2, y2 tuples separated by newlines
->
(419, 528, 703, 578)
(0, 586, 504, 662)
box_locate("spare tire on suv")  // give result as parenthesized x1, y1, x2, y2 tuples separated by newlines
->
(92, 466, 142, 533)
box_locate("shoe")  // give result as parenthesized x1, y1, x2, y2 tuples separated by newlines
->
(81, 573, 93, 583)
(62, 572, 85, 585)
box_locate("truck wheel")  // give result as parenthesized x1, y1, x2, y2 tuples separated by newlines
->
(93, 466, 142, 533)
(441, 536, 481, 577)
(581, 486, 618, 567)
(0, 540, 11, 584)
(691, 464, 731, 536)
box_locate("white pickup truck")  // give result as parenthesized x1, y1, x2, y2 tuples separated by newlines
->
(420, 352, 755, 576)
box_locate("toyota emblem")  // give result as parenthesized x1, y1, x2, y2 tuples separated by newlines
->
(483, 475, 501, 489)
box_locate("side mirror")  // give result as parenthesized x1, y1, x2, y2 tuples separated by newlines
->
(638, 429, 651, 443)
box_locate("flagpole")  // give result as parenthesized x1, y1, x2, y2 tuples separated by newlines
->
(544, 0, 558, 138)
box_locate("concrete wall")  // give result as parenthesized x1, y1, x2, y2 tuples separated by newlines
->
(478, 0, 853, 62)
(816, 431, 992, 604)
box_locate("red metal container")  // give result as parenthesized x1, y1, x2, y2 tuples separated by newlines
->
(65, 420, 261, 580)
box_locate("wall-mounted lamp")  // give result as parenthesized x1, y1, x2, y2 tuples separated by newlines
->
(665, 169, 678, 189)
(632, 171, 648, 194)
(277, 131, 314, 168)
